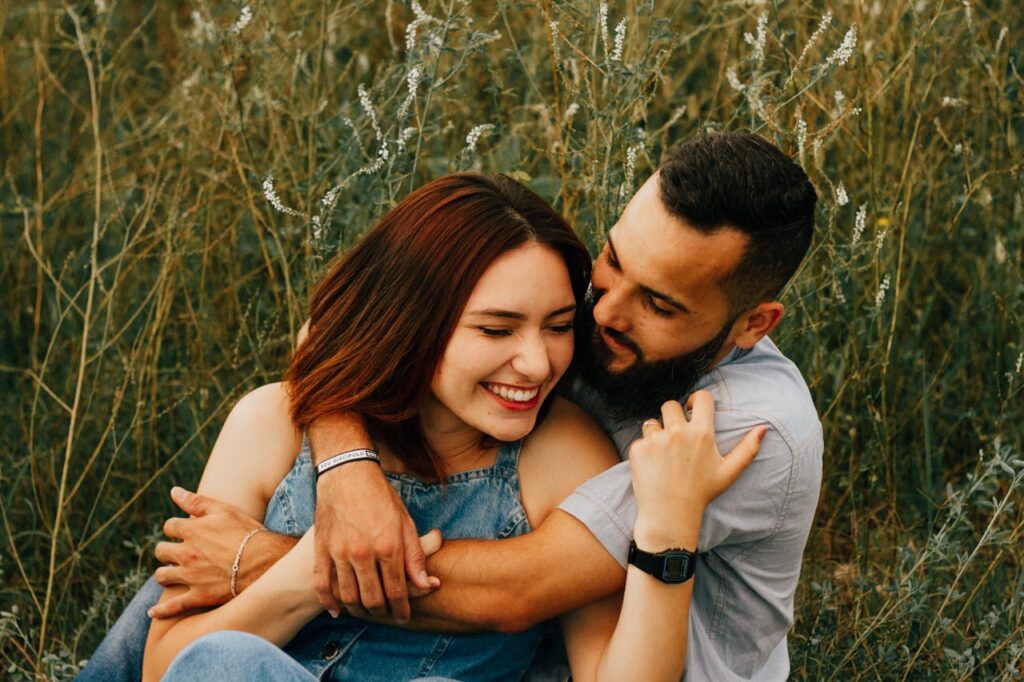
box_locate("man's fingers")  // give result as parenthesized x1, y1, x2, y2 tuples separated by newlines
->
(378, 553, 411, 623)
(162, 516, 187, 540)
(154, 564, 184, 587)
(148, 594, 192, 620)
(313, 549, 342, 618)
(351, 557, 388, 617)
(684, 390, 715, 429)
(336, 562, 370, 619)
(170, 486, 212, 516)
(402, 513, 432, 590)
(721, 425, 767, 483)
(154, 540, 182, 564)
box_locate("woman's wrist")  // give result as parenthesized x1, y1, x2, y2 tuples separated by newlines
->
(633, 511, 703, 551)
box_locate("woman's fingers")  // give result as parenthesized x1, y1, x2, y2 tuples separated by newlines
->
(720, 426, 767, 485)
(684, 390, 715, 430)
(659, 399, 686, 429)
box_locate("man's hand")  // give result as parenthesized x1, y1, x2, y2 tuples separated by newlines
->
(314, 462, 438, 623)
(149, 487, 298, 619)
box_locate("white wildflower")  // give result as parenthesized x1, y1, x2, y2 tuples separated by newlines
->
(397, 126, 417, 152)
(180, 69, 201, 97)
(550, 21, 561, 61)
(913, 0, 928, 12)
(826, 24, 858, 68)
(405, 1, 440, 52)
(358, 84, 383, 144)
(397, 66, 421, 119)
(835, 182, 849, 207)
(564, 102, 580, 123)
(612, 18, 627, 62)
(726, 67, 746, 92)
(796, 118, 808, 163)
(464, 124, 495, 155)
(953, 142, 964, 156)
(834, 90, 846, 111)
(852, 205, 867, 244)
(1015, 351, 1023, 376)
(874, 274, 891, 311)
(94, 0, 106, 13)
(744, 13, 768, 64)
(941, 96, 966, 108)
(994, 236, 1007, 264)
(834, 279, 846, 303)
(793, 12, 832, 72)
(262, 176, 305, 218)
(619, 144, 644, 200)
(599, 3, 610, 54)
(963, 0, 972, 29)
(875, 224, 889, 251)
(190, 10, 216, 42)
(230, 5, 253, 35)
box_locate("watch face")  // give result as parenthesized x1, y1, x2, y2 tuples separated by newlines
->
(664, 555, 690, 580)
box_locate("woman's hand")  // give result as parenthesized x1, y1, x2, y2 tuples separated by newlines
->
(628, 390, 766, 546)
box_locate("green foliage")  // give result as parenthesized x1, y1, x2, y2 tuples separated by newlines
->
(1, 0, 1021, 679)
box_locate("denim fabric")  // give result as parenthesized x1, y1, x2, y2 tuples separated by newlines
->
(168, 438, 545, 682)
(74, 575, 161, 682)
(559, 336, 823, 681)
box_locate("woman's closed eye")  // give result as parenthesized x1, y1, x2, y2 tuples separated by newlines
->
(479, 327, 513, 337)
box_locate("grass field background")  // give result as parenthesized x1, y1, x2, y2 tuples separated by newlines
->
(1, 1, 1022, 679)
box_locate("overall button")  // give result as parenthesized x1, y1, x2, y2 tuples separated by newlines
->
(322, 641, 341, 660)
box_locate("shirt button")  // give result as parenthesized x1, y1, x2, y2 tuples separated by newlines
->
(322, 641, 340, 660)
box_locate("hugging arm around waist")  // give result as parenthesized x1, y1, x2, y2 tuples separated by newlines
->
(408, 510, 626, 633)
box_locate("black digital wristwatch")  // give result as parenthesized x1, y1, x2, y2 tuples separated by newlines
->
(627, 540, 697, 583)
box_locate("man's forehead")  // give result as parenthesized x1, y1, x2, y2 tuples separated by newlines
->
(609, 201, 747, 294)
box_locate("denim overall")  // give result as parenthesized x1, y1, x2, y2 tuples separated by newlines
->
(166, 438, 545, 681)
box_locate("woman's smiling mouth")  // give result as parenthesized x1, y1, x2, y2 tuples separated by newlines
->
(483, 382, 542, 410)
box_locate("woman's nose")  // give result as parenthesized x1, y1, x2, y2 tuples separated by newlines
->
(511, 334, 551, 382)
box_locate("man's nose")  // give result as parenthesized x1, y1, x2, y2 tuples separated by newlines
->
(592, 284, 631, 332)
(511, 333, 551, 382)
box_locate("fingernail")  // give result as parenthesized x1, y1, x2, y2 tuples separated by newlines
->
(146, 608, 154, 618)
(170, 486, 185, 500)
(758, 426, 768, 441)
(396, 616, 409, 625)
(328, 609, 339, 618)
(418, 570, 430, 582)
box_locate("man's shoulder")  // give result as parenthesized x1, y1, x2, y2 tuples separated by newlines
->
(700, 336, 821, 452)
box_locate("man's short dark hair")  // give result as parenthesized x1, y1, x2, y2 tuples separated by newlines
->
(658, 131, 817, 312)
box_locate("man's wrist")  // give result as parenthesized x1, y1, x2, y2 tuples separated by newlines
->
(235, 531, 300, 593)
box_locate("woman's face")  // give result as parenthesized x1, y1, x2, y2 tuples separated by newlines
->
(425, 242, 577, 443)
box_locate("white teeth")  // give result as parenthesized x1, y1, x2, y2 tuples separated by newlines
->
(486, 384, 539, 402)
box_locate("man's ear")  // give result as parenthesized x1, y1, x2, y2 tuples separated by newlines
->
(731, 302, 784, 349)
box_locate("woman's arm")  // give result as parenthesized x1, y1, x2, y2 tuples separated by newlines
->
(142, 382, 311, 680)
(563, 392, 766, 682)
(143, 532, 322, 681)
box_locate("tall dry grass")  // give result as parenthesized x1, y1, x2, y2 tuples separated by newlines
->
(1, 1, 1022, 679)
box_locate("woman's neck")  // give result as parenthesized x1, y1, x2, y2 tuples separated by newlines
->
(377, 397, 496, 477)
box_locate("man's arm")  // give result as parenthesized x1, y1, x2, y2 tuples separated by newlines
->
(408, 510, 625, 633)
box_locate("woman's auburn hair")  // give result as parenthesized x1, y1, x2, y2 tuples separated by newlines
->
(286, 172, 592, 481)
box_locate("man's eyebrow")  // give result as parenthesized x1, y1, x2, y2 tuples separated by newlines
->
(608, 235, 690, 313)
(466, 304, 577, 321)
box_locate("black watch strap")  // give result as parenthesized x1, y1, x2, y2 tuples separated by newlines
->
(628, 540, 696, 583)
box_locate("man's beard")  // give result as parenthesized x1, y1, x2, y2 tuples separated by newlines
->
(574, 297, 733, 423)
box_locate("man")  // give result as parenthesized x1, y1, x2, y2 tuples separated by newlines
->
(77, 131, 821, 681)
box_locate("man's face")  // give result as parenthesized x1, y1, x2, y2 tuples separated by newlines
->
(575, 173, 749, 420)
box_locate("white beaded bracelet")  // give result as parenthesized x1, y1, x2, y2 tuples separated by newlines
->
(230, 527, 266, 597)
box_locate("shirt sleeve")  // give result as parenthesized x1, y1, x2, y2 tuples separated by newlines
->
(557, 460, 636, 568)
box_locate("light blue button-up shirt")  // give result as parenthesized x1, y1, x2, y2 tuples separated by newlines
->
(559, 336, 823, 680)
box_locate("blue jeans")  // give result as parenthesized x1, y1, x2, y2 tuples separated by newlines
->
(74, 574, 161, 682)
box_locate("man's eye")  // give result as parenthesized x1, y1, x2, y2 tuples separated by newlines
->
(645, 295, 672, 317)
(479, 327, 512, 337)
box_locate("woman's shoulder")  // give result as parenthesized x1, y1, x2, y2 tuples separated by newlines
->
(517, 397, 620, 524)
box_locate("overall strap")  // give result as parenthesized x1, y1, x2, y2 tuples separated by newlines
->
(494, 439, 524, 471)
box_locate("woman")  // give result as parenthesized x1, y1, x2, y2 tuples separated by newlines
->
(142, 173, 762, 681)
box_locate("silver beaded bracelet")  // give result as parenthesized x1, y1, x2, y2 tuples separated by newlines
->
(230, 527, 266, 597)
(314, 448, 381, 480)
